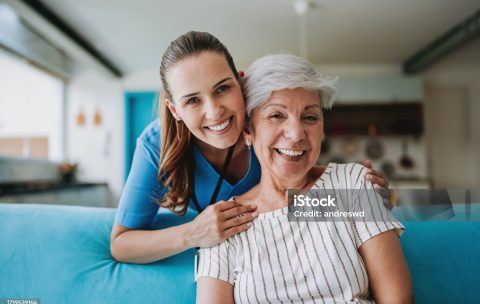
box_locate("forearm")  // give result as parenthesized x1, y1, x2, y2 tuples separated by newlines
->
(111, 221, 196, 263)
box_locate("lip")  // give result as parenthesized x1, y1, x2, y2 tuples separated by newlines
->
(203, 115, 234, 135)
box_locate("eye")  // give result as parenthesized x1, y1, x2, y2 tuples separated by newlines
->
(216, 84, 230, 94)
(185, 96, 200, 105)
(268, 112, 285, 120)
(303, 114, 318, 122)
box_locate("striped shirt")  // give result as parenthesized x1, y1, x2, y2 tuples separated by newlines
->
(197, 163, 404, 303)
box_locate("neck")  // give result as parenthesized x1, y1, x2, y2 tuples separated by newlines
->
(194, 136, 248, 172)
(249, 172, 313, 212)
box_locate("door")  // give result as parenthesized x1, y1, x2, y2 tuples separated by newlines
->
(125, 91, 158, 180)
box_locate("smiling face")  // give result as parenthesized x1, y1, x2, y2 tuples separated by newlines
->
(165, 51, 245, 150)
(247, 88, 323, 186)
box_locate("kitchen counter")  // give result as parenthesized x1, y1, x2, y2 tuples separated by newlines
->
(0, 181, 113, 207)
(0, 181, 108, 196)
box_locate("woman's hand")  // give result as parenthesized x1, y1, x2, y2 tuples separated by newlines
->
(363, 160, 393, 210)
(188, 201, 258, 248)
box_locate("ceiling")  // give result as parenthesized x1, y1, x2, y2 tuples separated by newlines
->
(25, 0, 480, 74)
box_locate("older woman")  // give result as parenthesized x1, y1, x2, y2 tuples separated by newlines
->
(196, 54, 412, 303)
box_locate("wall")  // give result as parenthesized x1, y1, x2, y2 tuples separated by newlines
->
(123, 69, 161, 91)
(66, 69, 124, 201)
(421, 37, 480, 187)
(65, 68, 160, 205)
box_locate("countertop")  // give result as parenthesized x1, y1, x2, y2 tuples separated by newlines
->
(0, 181, 108, 197)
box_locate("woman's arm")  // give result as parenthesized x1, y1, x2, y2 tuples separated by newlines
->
(359, 230, 413, 304)
(110, 222, 194, 263)
(196, 277, 234, 304)
(110, 201, 257, 263)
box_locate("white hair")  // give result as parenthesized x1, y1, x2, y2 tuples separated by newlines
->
(243, 54, 338, 117)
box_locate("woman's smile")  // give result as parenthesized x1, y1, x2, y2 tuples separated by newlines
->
(203, 115, 234, 135)
(274, 148, 307, 160)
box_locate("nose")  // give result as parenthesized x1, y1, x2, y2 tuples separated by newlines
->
(284, 118, 306, 142)
(204, 98, 225, 121)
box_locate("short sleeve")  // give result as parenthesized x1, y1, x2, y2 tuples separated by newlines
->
(114, 133, 164, 229)
(350, 166, 405, 248)
(197, 241, 235, 285)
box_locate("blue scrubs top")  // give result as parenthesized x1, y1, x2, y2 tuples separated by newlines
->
(114, 119, 261, 229)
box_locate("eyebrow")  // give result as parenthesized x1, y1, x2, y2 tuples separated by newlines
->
(180, 77, 232, 100)
(265, 103, 321, 110)
(213, 77, 232, 89)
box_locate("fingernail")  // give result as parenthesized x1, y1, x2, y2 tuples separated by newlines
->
(252, 212, 258, 217)
(247, 222, 252, 227)
(250, 205, 257, 209)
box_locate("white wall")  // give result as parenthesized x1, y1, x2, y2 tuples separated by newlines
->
(66, 69, 124, 201)
(321, 63, 402, 77)
(123, 68, 161, 91)
(65, 68, 162, 204)
(421, 38, 480, 187)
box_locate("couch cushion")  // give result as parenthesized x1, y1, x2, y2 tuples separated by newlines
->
(399, 221, 480, 303)
(393, 203, 480, 303)
(0, 203, 197, 304)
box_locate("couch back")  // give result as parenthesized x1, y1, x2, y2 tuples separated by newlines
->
(0, 203, 197, 304)
(1, 203, 479, 303)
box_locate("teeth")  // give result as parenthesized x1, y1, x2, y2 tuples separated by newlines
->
(207, 118, 231, 131)
(277, 149, 305, 157)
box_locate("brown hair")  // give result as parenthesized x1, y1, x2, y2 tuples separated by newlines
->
(158, 31, 239, 215)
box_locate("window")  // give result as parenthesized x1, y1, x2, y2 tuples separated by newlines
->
(0, 48, 64, 160)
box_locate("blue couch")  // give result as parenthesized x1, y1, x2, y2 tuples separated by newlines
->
(1, 203, 479, 304)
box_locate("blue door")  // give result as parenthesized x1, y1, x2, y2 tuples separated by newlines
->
(125, 91, 158, 180)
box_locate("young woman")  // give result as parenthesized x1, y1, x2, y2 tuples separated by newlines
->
(110, 31, 390, 263)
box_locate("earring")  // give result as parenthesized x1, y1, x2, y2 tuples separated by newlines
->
(246, 139, 252, 150)
(176, 120, 183, 141)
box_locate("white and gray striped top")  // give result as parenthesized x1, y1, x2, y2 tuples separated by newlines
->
(197, 163, 404, 303)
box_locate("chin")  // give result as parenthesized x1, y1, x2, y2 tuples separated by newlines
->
(273, 163, 308, 177)
(209, 134, 239, 149)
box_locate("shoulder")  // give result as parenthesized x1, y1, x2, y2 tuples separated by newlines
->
(137, 119, 161, 150)
(318, 162, 367, 188)
(329, 162, 366, 175)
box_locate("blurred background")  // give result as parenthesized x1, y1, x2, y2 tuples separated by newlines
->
(0, 0, 479, 207)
